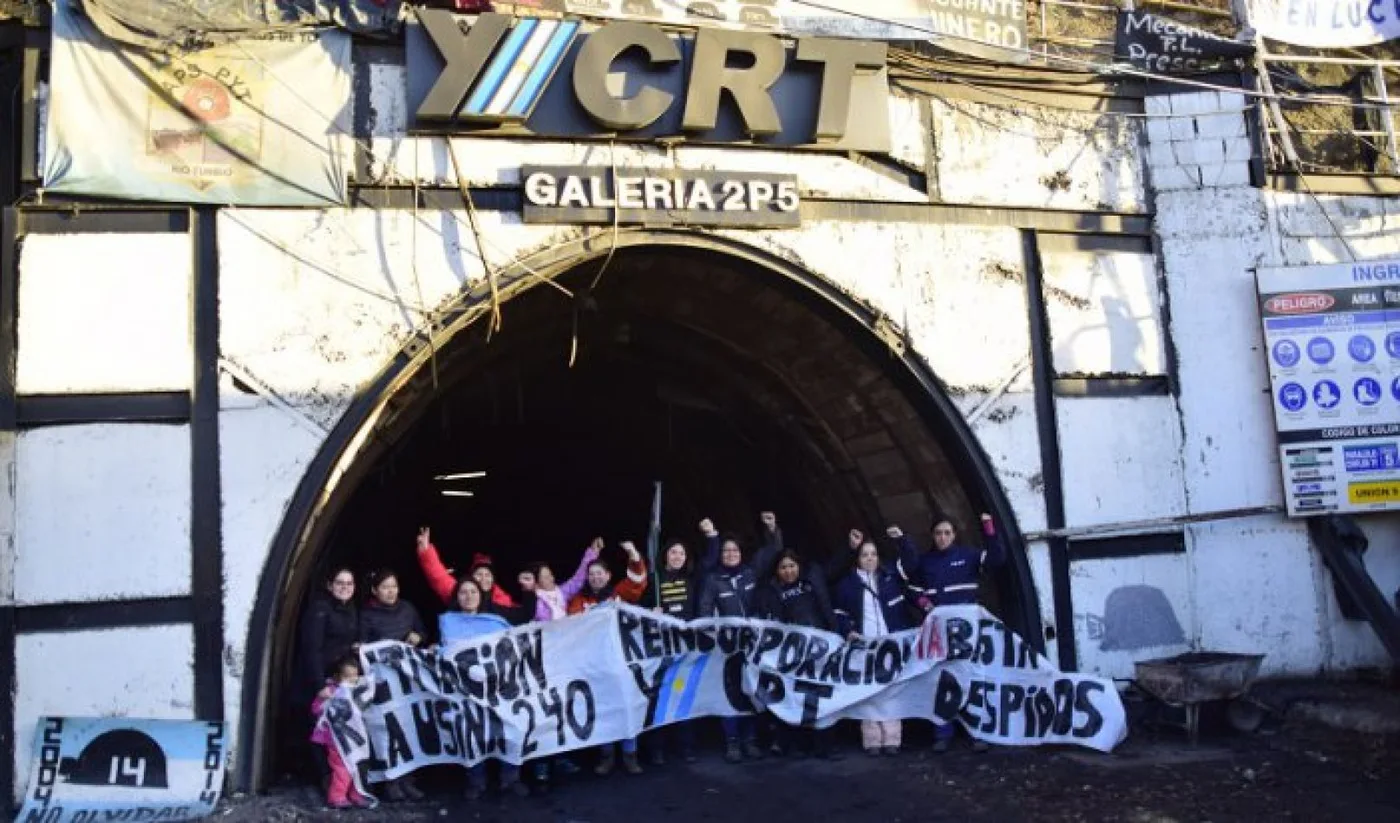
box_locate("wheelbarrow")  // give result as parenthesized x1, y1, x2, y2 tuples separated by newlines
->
(1133, 651, 1267, 745)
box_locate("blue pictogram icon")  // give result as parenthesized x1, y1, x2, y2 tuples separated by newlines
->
(1355, 377, 1382, 406)
(1314, 380, 1341, 410)
(1279, 382, 1307, 412)
(1350, 334, 1377, 363)
(1391, 376, 1400, 401)
(1272, 339, 1301, 368)
(1307, 337, 1335, 365)
(1386, 331, 1400, 359)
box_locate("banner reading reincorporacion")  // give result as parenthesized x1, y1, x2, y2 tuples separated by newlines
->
(323, 603, 1127, 794)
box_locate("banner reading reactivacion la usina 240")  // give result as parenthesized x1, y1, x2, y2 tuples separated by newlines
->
(322, 604, 1127, 791)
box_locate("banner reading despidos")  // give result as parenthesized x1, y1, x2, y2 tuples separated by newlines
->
(322, 603, 1126, 790)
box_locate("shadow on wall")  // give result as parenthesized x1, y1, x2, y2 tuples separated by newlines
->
(1076, 585, 1187, 652)
(1100, 294, 1146, 373)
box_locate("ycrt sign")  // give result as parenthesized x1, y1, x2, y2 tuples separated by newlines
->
(407, 10, 892, 152)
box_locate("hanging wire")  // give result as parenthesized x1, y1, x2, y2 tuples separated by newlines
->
(446, 139, 504, 338)
(411, 143, 439, 389)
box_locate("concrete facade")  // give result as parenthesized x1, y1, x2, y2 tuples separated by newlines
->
(3, 48, 1399, 802)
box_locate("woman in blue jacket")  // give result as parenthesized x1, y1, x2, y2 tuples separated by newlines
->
(833, 541, 919, 756)
(440, 578, 523, 800)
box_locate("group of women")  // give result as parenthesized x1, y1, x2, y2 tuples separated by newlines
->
(296, 509, 1004, 807)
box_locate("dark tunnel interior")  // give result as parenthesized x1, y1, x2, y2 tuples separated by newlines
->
(310, 246, 986, 629)
(273, 245, 1027, 769)
(267, 242, 1036, 772)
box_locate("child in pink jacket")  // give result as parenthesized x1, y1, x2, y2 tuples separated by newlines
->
(311, 658, 375, 810)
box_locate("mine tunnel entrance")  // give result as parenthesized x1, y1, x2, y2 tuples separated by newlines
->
(257, 240, 1040, 784)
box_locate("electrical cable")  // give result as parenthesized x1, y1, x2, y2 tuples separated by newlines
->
(125, 1, 1400, 241)
(411, 142, 440, 389)
(791, 0, 1400, 112)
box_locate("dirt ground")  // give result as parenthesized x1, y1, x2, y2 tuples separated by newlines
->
(218, 715, 1399, 823)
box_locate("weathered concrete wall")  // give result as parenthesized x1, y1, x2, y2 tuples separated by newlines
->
(1041, 243, 1166, 376)
(16, 234, 192, 394)
(1070, 551, 1195, 681)
(15, 425, 192, 604)
(927, 97, 1145, 212)
(1151, 89, 1400, 675)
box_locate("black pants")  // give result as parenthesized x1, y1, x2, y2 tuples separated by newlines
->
(778, 724, 833, 755)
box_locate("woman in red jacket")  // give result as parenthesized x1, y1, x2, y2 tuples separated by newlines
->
(568, 541, 648, 775)
(566, 540, 648, 614)
(414, 527, 534, 624)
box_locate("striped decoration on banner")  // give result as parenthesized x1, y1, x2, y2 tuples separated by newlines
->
(653, 654, 710, 725)
(460, 17, 580, 122)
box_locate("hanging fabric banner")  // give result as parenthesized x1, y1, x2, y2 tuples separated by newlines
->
(1246, 0, 1400, 48)
(44, 0, 352, 207)
(321, 603, 1127, 793)
(1115, 10, 1254, 73)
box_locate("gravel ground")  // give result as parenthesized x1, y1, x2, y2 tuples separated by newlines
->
(216, 717, 1399, 823)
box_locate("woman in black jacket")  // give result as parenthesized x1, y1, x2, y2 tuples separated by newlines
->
(656, 540, 697, 621)
(295, 567, 360, 789)
(695, 515, 782, 764)
(360, 568, 427, 646)
(646, 539, 700, 766)
(833, 541, 919, 756)
(298, 567, 360, 707)
(359, 569, 427, 802)
(757, 551, 842, 761)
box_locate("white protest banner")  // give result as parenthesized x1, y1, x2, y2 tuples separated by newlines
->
(1246, 0, 1400, 48)
(323, 603, 1126, 790)
(44, 0, 351, 207)
(16, 717, 226, 823)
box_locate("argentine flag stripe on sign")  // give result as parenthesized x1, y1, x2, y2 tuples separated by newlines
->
(654, 655, 709, 724)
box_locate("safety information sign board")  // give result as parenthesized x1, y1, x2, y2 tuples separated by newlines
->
(1257, 259, 1400, 516)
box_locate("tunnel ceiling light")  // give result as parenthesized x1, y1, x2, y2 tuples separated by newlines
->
(441, 490, 475, 497)
(435, 471, 486, 481)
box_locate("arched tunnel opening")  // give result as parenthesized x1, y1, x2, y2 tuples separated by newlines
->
(264, 242, 1038, 780)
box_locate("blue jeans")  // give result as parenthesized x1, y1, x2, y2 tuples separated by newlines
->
(721, 716, 755, 743)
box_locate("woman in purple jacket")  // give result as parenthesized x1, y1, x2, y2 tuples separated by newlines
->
(530, 540, 602, 622)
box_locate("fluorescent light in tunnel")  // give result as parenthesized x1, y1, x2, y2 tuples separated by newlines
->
(435, 471, 487, 481)
(441, 490, 475, 497)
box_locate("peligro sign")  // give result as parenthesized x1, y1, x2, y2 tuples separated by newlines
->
(408, 10, 891, 152)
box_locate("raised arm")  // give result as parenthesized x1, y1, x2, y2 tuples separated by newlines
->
(614, 542, 649, 603)
(750, 511, 783, 581)
(415, 527, 456, 605)
(889, 527, 923, 588)
(698, 518, 721, 573)
(978, 514, 1007, 568)
(559, 539, 604, 602)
